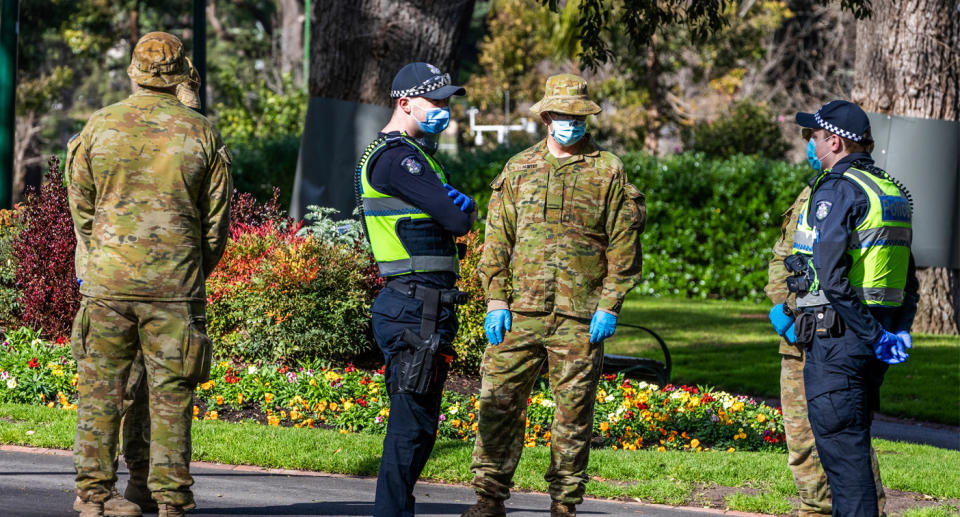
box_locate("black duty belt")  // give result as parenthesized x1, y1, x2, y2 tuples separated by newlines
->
(386, 280, 468, 338)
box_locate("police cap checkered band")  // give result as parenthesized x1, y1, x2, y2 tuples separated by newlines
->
(391, 72, 451, 98)
(815, 110, 863, 142)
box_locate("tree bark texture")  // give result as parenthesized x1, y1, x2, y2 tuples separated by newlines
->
(278, 0, 304, 82)
(309, 0, 476, 106)
(853, 0, 960, 335)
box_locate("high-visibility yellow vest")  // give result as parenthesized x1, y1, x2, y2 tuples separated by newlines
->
(792, 165, 912, 308)
(357, 134, 458, 277)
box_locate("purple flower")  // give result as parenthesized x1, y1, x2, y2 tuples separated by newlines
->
(439, 414, 447, 422)
(710, 414, 720, 423)
(286, 372, 297, 383)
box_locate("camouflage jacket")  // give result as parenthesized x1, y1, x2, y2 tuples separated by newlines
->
(479, 137, 645, 319)
(764, 186, 811, 357)
(66, 89, 232, 302)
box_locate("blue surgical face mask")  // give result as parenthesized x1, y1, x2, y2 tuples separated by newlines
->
(410, 103, 450, 135)
(551, 119, 587, 146)
(806, 138, 822, 171)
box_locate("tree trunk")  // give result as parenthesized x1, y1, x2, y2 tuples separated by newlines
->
(853, 0, 960, 335)
(309, 0, 476, 106)
(277, 0, 303, 84)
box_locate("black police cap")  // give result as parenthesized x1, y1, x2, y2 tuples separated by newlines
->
(390, 62, 466, 100)
(796, 100, 871, 142)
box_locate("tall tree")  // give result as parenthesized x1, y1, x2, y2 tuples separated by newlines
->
(853, 0, 960, 334)
(309, 0, 476, 106)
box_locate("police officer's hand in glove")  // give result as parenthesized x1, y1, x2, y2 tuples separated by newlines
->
(892, 330, 913, 363)
(443, 184, 475, 213)
(873, 330, 908, 365)
(484, 309, 511, 345)
(589, 311, 617, 344)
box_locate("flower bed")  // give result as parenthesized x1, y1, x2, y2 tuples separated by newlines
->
(0, 329, 785, 452)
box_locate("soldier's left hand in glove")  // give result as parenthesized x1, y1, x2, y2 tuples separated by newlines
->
(589, 310, 617, 344)
(443, 184, 475, 213)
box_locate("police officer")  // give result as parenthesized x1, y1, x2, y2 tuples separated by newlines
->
(464, 74, 644, 517)
(782, 100, 918, 517)
(67, 32, 231, 517)
(356, 62, 475, 517)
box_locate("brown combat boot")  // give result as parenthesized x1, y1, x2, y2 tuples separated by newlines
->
(550, 501, 576, 517)
(124, 481, 158, 513)
(157, 503, 192, 517)
(73, 488, 142, 517)
(460, 494, 506, 517)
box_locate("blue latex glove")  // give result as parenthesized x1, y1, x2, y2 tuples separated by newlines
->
(589, 311, 617, 344)
(484, 309, 511, 345)
(873, 330, 907, 365)
(892, 330, 913, 363)
(443, 184, 474, 213)
(784, 322, 797, 344)
(768, 304, 794, 337)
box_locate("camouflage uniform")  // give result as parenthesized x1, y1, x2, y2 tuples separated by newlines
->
(66, 32, 231, 513)
(470, 75, 645, 507)
(765, 186, 885, 516)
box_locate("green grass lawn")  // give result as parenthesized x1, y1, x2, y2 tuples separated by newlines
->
(1, 403, 957, 515)
(607, 294, 960, 425)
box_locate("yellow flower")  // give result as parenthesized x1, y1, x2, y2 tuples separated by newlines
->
(219, 361, 229, 368)
(264, 393, 274, 404)
(600, 422, 610, 432)
(317, 401, 329, 412)
(728, 447, 736, 453)
(690, 438, 700, 448)
(309, 378, 317, 386)
(343, 401, 354, 411)
(757, 413, 767, 423)
(329, 402, 339, 411)
(237, 393, 244, 405)
(192, 406, 199, 416)
(267, 415, 280, 426)
(657, 446, 666, 452)
(215, 395, 224, 405)
(46, 401, 54, 408)
(209, 411, 218, 420)
(379, 408, 389, 417)
(451, 419, 461, 428)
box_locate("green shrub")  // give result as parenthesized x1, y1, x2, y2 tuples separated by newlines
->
(452, 231, 487, 374)
(439, 144, 526, 218)
(228, 134, 299, 207)
(206, 221, 378, 364)
(624, 152, 809, 301)
(682, 101, 789, 160)
(0, 209, 23, 330)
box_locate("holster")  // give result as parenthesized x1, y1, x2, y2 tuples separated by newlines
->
(386, 281, 466, 395)
(796, 306, 845, 347)
(795, 311, 816, 346)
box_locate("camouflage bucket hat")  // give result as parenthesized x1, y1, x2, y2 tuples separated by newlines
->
(127, 32, 192, 88)
(530, 73, 601, 116)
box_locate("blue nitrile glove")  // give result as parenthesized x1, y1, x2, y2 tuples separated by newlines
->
(892, 330, 913, 363)
(873, 330, 906, 365)
(589, 311, 617, 344)
(768, 304, 794, 337)
(443, 184, 474, 213)
(784, 322, 797, 344)
(484, 309, 511, 345)
(76, 278, 82, 286)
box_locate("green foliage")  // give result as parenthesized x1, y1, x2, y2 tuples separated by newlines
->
(682, 101, 790, 160)
(0, 211, 24, 330)
(625, 152, 807, 301)
(299, 206, 365, 249)
(206, 222, 378, 364)
(0, 327, 76, 407)
(439, 144, 524, 219)
(451, 232, 487, 374)
(214, 71, 307, 204)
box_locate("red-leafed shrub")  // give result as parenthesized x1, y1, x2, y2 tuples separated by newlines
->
(13, 158, 80, 339)
(229, 187, 290, 232)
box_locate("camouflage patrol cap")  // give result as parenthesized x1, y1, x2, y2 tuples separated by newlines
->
(127, 32, 192, 89)
(530, 74, 601, 116)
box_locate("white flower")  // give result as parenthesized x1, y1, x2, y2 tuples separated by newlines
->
(670, 391, 684, 400)
(604, 394, 615, 402)
(540, 399, 555, 408)
(448, 404, 460, 415)
(637, 381, 650, 390)
(247, 366, 258, 375)
(6, 378, 16, 389)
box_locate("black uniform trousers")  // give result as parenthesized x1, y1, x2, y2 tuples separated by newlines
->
(371, 285, 457, 517)
(803, 316, 888, 517)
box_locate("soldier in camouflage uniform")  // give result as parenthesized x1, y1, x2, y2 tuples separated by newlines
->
(463, 74, 645, 517)
(766, 184, 885, 516)
(66, 32, 231, 517)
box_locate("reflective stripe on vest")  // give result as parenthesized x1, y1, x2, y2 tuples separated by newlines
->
(358, 135, 459, 277)
(793, 166, 912, 308)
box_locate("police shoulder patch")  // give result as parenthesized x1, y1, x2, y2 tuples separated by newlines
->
(400, 156, 423, 175)
(815, 201, 832, 220)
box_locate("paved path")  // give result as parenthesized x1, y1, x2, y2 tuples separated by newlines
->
(872, 418, 960, 451)
(0, 448, 758, 517)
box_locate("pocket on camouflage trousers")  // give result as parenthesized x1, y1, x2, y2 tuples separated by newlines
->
(70, 299, 90, 361)
(182, 307, 212, 384)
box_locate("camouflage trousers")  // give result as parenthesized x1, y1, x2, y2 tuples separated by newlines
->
(71, 297, 212, 507)
(781, 346, 885, 516)
(470, 312, 602, 505)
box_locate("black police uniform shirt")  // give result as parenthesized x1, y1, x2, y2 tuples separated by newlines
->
(369, 131, 474, 289)
(806, 152, 919, 351)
